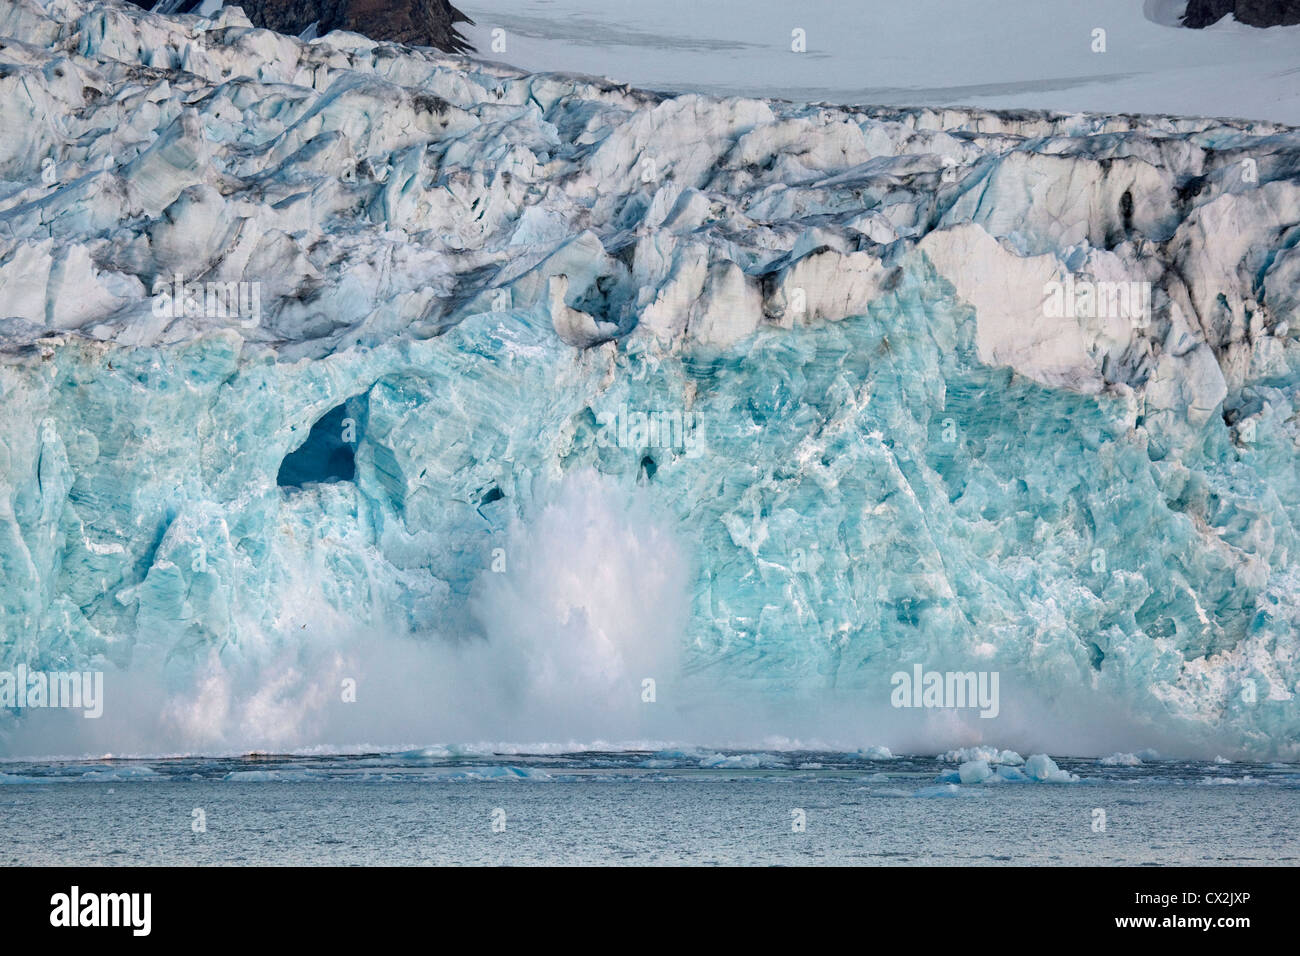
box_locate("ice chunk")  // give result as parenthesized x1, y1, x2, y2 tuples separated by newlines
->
(1099, 752, 1142, 766)
(0, 773, 52, 784)
(698, 753, 783, 769)
(79, 766, 161, 781)
(222, 770, 331, 782)
(912, 784, 981, 798)
(943, 747, 1023, 766)
(858, 746, 898, 761)
(957, 760, 993, 784)
(1023, 754, 1079, 783)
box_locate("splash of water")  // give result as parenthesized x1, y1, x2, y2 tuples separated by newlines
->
(1, 472, 692, 757)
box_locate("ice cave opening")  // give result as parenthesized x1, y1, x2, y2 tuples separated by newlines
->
(276, 403, 360, 488)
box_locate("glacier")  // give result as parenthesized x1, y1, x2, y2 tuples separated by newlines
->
(0, 0, 1299, 757)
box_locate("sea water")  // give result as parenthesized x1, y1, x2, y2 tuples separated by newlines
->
(2, 751, 1296, 865)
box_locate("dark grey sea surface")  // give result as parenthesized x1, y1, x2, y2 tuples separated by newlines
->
(2, 750, 1296, 865)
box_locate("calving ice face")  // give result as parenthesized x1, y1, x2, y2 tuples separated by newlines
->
(49, 887, 151, 936)
(0, 0, 1296, 763)
(890, 665, 1000, 718)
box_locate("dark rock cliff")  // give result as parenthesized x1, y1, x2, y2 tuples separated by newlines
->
(1182, 0, 1300, 27)
(129, 0, 475, 52)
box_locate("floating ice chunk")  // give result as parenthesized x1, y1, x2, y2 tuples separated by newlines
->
(1023, 754, 1079, 783)
(942, 746, 1023, 766)
(912, 784, 981, 798)
(857, 746, 897, 761)
(1099, 752, 1142, 766)
(427, 766, 554, 781)
(391, 746, 454, 764)
(958, 760, 993, 784)
(0, 773, 52, 784)
(223, 769, 331, 782)
(80, 766, 161, 781)
(698, 752, 783, 769)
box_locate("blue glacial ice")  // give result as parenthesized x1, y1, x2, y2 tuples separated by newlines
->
(0, 0, 1298, 757)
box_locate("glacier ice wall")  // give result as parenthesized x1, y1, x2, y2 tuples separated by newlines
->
(1, 0, 1299, 755)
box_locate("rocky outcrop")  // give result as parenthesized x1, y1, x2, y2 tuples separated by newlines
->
(128, 0, 474, 51)
(1183, 0, 1300, 27)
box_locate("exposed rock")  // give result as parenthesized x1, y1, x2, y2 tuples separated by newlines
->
(127, 0, 474, 51)
(1183, 0, 1300, 27)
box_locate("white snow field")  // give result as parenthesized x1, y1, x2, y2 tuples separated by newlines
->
(459, 0, 1300, 124)
(0, 0, 1298, 757)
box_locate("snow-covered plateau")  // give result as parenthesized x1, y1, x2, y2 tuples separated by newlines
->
(0, 0, 1298, 757)
(457, 0, 1300, 125)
